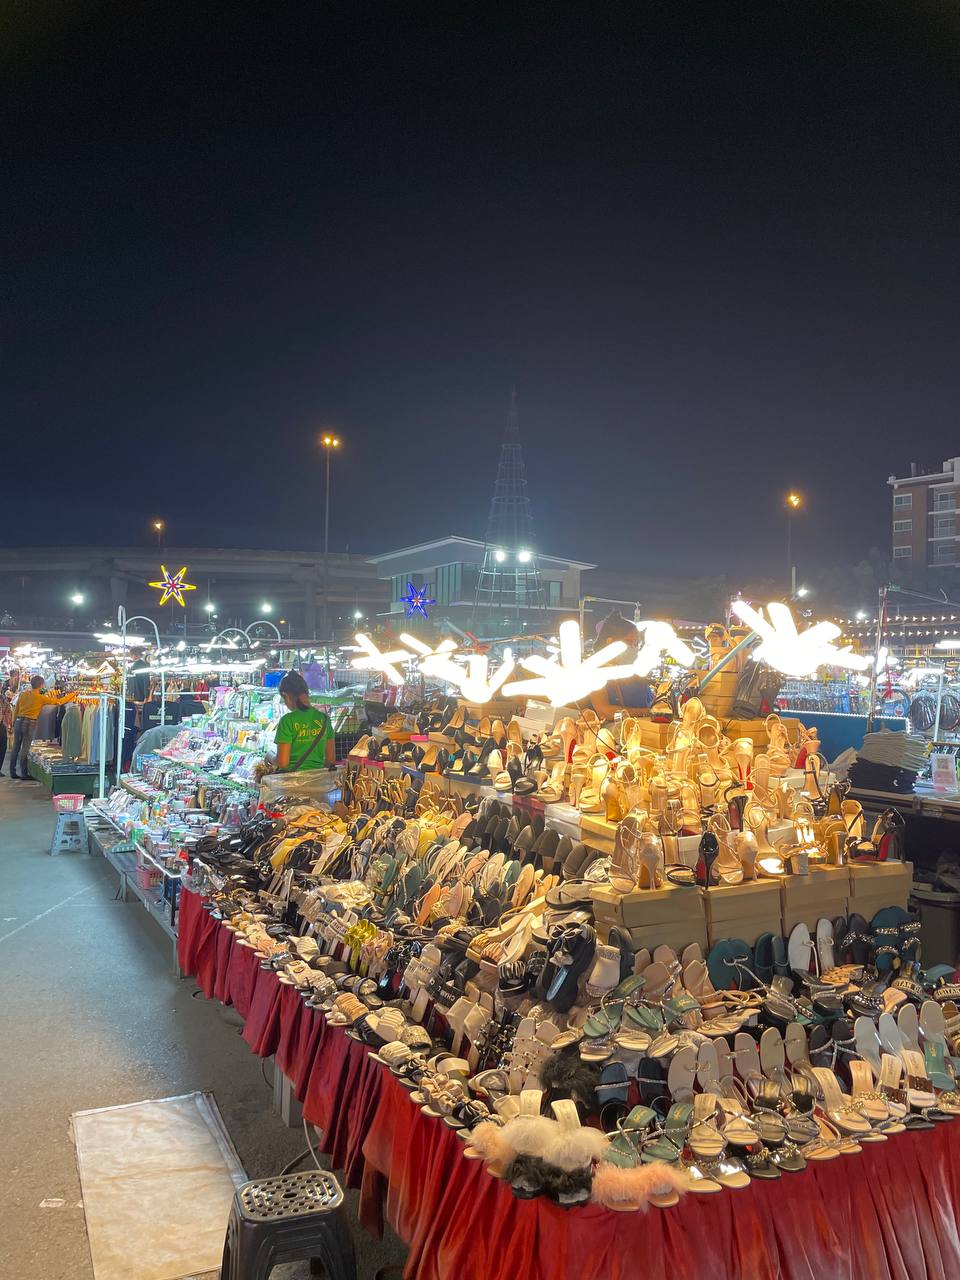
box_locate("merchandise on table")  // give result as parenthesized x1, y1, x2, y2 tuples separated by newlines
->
(177, 694, 950, 1215)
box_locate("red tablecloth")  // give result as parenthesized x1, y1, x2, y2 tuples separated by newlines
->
(177, 888, 960, 1280)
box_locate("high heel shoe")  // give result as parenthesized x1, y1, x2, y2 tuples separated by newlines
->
(635, 832, 663, 890)
(802, 752, 825, 802)
(568, 746, 591, 809)
(728, 738, 753, 786)
(536, 762, 568, 802)
(851, 807, 905, 862)
(697, 833, 720, 887)
(579, 754, 610, 814)
(601, 772, 628, 822)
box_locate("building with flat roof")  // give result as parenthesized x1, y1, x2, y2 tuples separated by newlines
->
(368, 536, 595, 638)
(888, 459, 960, 571)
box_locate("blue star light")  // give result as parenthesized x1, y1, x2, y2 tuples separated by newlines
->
(402, 581, 436, 619)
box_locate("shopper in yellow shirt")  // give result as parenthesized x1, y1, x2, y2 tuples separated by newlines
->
(8, 676, 77, 780)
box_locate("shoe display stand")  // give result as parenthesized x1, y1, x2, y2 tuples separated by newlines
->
(176, 890, 960, 1280)
(95, 683, 948, 1279)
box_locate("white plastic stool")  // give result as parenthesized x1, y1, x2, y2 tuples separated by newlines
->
(50, 810, 86, 856)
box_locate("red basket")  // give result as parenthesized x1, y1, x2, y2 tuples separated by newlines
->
(135, 866, 163, 890)
(53, 794, 85, 812)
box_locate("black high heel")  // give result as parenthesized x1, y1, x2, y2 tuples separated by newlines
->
(696, 832, 720, 887)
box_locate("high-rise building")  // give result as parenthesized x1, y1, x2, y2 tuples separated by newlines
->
(888, 458, 960, 571)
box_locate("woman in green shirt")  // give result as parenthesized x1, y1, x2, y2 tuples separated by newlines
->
(273, 671, 335, 771)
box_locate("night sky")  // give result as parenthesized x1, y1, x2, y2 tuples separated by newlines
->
(6, 4, 959, 578)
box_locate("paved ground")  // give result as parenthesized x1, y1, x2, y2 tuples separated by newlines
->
(0, 776, 406, 1280)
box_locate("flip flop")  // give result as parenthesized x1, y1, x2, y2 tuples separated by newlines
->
(733, 1032, 763, 1095)
(666, 1044, 698, 1101)
(787, 923, 814, 977)
(759, 1027, 787, 1085)
(697, 1040, 722, 1092)
(636, 1056, 667, 1106)
(878, 1011, 905, 1056)
(920, 1000, 956, 1091)
(898, 1002, 921, 1054)
(706, 939, 755, 992)
(784, 1022, 809, 1066)
(771, 934, 790, 978)
(753, 933, 775, 984)
(854, 1016, 882, 1074)
(816, 919, 835, 972)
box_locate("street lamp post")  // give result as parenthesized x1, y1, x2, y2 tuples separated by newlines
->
(114, 607, 165, 782)
(786, 492, 802, 594)
(319, 433, 341, 643)
(152, 519, 165, 550)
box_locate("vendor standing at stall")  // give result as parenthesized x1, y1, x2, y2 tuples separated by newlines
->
(274, 671, 335, 771)
(8, 676, 77, 779)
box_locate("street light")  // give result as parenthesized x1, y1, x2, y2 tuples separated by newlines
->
(785, 492, 803, 593)
(203, 601, 216, 613)
(353, 609, 363, 620)
(70, 592, 85, 606)
(260, 601, 273, 614)
(152, 518, 165, 549)
(319, 432, 342, 642)
(114, 607, 166, 783)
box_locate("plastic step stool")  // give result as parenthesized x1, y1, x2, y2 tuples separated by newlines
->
(50, 810, 86, 856)
(219, 1170, 356, 1280)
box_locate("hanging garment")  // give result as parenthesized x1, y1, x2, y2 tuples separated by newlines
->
(89, 704, 116, 771)
(61, 702, 84, 761)
(34, 704, 59, 741)
(80, 702, 96, 763)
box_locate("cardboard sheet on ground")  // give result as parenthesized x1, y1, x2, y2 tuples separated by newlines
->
(73, 1092, 246, 1280)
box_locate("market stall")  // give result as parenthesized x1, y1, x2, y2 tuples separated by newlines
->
(82, 603, 958, 1278)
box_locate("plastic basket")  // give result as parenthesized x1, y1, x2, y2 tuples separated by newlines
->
(53, 793, 85, 812)
(135, 865, 163, 890)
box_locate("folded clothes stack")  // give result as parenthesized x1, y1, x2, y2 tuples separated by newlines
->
(858, 731, 928, 772)
(847, 760, 919, 794)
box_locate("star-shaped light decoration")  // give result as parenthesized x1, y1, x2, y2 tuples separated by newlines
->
(731, 600, 872, 678)
(149, 565, 196, 607)
(503, 620, 632, 706)
(400, 634, 516, 703)
(632, 620, 697, 676)
(350, 633, 412, 685)
(401, 582, 436, 619)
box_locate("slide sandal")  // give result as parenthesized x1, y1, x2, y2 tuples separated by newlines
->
(920, 1000, 957, 1092)
(816, 918, 835, 973)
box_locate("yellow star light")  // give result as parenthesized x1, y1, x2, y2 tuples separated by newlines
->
(149, 565, 197, 607)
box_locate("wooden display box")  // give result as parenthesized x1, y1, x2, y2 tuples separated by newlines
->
(591, 884, 705, 931)
(579, 812, 619, 856)
(708, 914, 782, 947)
(592, 884, 707, 954)
(722, 718, 770, 746)
(849, 891, 912, 922)
(847, 861, 913, 920)
(631, 720, 674, 750)
(781, 867, 851, 934)
(704, 880, 782, 946)
(848, 861, 914, 895)
(607, 919, 709, 955)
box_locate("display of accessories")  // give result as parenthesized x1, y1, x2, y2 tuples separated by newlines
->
(169, 692, 960, 1214)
